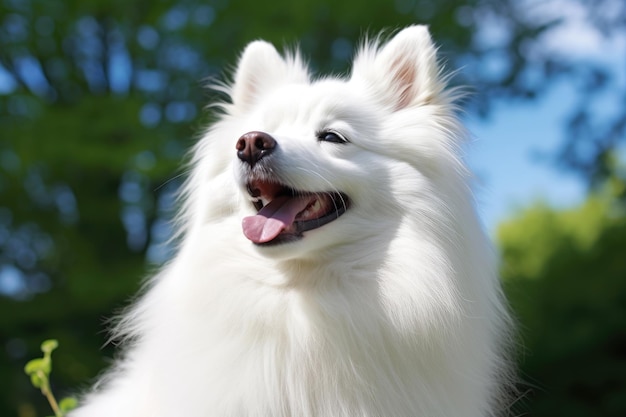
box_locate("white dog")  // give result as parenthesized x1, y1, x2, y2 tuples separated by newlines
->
(71, 26, 513, 417)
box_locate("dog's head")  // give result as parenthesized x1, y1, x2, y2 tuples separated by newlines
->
(184, 26, 467, 260)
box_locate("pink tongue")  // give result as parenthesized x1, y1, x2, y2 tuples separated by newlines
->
(242, 195, 313, 243)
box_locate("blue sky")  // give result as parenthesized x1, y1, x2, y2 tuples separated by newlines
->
(465, 82, 586, 232)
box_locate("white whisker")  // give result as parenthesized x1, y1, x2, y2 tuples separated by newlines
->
(293, 166, 349, 212)
(154, 171, 189, 193)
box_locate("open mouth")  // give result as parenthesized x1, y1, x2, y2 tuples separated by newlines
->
(241, 179, 350, 246)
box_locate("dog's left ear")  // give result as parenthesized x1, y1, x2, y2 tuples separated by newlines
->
(231, 41, 309, 111)
(351, 26, 442, 110)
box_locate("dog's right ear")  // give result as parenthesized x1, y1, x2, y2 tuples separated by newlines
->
(231, 41, 309, 111)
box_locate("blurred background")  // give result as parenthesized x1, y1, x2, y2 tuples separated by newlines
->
(0, 0, 624, 416)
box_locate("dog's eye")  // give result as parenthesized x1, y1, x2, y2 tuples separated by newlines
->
(317, 130, 348, 144)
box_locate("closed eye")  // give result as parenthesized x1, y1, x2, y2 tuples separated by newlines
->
(317, 130, 349, 144)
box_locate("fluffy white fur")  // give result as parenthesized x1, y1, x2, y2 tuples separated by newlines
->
(70, 26, 513, 417)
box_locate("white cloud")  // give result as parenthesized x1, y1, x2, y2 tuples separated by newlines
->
(521, 0, 625, 63)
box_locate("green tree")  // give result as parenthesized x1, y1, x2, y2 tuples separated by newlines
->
(499, 191, 626, 417)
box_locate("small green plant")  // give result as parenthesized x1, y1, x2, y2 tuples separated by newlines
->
(24, 339, 77, 417)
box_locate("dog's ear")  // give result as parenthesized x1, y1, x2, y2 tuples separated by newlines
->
(231, 41, 309, 111)
(351, 26, 442, 110)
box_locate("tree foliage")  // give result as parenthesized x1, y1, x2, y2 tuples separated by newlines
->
(0, 0, 624, 415)
(499, 192, 626, 417)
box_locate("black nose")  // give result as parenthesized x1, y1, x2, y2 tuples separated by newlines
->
(236, 131, 276, 168)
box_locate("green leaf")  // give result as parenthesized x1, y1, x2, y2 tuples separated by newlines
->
(41, 339, 59, 354)
(24, 358, 49, 375)
(30, 373, 44, 389)
(59, 397, 78, 412)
